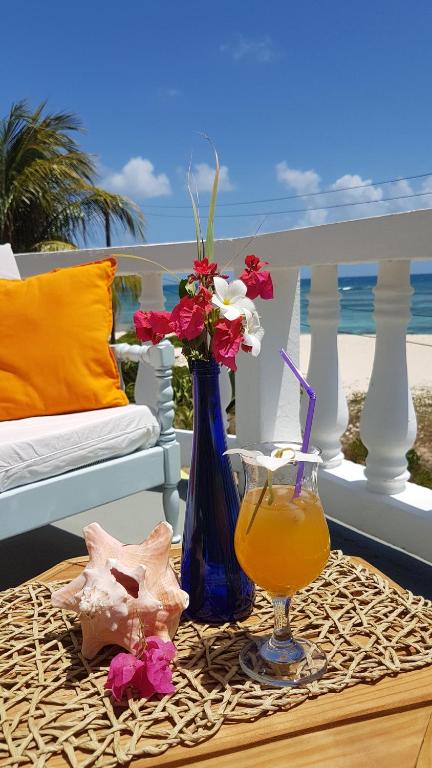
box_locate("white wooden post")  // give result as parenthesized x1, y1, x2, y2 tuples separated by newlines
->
(134, 272, 165, 407)
(148, 340, 181, 542)
(302, 265, 348, 466)
(236, 267, 301, 444)
(360, 260, 417, 493)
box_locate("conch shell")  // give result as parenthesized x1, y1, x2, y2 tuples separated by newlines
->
(51, 521, 189, 659)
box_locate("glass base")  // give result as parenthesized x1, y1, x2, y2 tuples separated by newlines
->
(239, 636, 327, 687)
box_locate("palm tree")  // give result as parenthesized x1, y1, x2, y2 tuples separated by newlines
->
(0, 100, 145, 337)
(0, 100, 145, 251)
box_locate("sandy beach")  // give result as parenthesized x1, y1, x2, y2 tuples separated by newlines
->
(300, 334, 432, 394)
(165, 332, 432, 395)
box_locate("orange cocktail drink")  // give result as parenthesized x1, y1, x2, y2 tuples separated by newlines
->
(231, 442, 330, 687)
(235, 484, 330, 596)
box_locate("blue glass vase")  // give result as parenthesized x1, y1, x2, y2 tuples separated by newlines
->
(181, 358, 255, 623)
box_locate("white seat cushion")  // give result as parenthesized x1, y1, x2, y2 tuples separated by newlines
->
(0, 405, 160, 492)
(0, 243, 20, 279)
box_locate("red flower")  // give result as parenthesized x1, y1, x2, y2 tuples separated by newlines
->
(170, 295, 207, 340)
(134, 310, 172, 344)
(194, 286, 213, 311)
(239, 254, 274, 300)
(211, 317, 243, 371)
(193, 257, 218, 277)
(245, 254, 268, 271)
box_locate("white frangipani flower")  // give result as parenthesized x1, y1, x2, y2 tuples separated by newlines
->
(243, 310, 265, 357)
(212, 276, 256, 320)
(224, 447, 322, 469)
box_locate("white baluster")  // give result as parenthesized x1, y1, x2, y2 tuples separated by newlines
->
(134, 272, 165, 407)
(236, 267, 301, 444)
(302, 265, 348, 466)
(360, 260, 417, 493)
(219, 366, 232, 433)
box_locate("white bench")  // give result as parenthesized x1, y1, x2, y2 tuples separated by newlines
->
(0, 244, 181, 542)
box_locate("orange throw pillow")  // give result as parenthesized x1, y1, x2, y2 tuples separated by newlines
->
(0, 258, 128, 421)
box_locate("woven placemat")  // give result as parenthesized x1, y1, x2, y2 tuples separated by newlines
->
(1, 551, 431, 767)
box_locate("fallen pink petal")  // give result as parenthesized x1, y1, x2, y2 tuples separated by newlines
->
(105, 639, 176, 702)
(105, 652, 146, 702)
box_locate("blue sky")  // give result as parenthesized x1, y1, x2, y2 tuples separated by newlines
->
(2, 0, 432, 273)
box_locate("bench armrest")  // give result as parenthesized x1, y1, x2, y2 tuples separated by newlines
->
(111, 340, 176, 445)
(112, 339, 175, 369)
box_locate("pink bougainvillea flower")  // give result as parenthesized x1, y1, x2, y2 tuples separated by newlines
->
(192, 257, 218, 277)
(138, 636, 176, 695)
(134, 310, 172, 344)
(239, 254, 274, 301)
(105, 637, 176, 702)
(211, 317, 243, 371)
(105, 652, 145, 702)
(170, 295, 208, 341)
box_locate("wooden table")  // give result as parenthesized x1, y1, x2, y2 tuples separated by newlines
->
(37, 555, 432, 768)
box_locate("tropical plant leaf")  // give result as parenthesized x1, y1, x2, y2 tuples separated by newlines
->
(187, 160, 203, 261)
(204, 137, 219, 263)
(179, 277, 189, 298)
(111, 252, 180, 282)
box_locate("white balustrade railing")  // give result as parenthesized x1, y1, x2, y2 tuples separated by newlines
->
(360, 261, 417, 494)
(15, 209, 432, 561)
(301, 264, 349, 467)
(235, 266, 301, 445)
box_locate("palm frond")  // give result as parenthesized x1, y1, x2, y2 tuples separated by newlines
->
(0, 100, 146, 252)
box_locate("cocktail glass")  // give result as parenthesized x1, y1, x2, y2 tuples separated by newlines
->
(234, 442, 330, 687)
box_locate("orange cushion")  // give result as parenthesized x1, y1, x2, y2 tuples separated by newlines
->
(0, 258, 128, 421)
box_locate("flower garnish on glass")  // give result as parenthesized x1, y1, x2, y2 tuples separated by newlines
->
(225, 355, 330, 687)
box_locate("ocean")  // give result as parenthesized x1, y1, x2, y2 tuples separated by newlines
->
(118, 273, 432, 335)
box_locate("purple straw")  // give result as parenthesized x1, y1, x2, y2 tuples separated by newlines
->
(279, 349, 316, 497)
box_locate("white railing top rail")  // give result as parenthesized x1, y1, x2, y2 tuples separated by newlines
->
(15, 209, 432, 276)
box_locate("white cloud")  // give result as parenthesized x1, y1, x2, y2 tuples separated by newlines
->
(330, 175, 432, 217)
(330, 174, 383, 218)
(103, 157, 171, 199)
(192, 162, 234, 193)
(298, 209, 328, 227)
(274, 164, 432, 228)
(421, 177, 432, 193)
(381, 178, 413, 212)
(158, 87, 182, 101)
(409, 177, 432, 210)
(276, 162, 321, 194)
(331, 174, 381, 200)
(220, 35, 280, 63)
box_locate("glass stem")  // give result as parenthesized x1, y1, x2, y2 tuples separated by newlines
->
(271, 596, 293, 643)
(259, 594, 305, 664)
